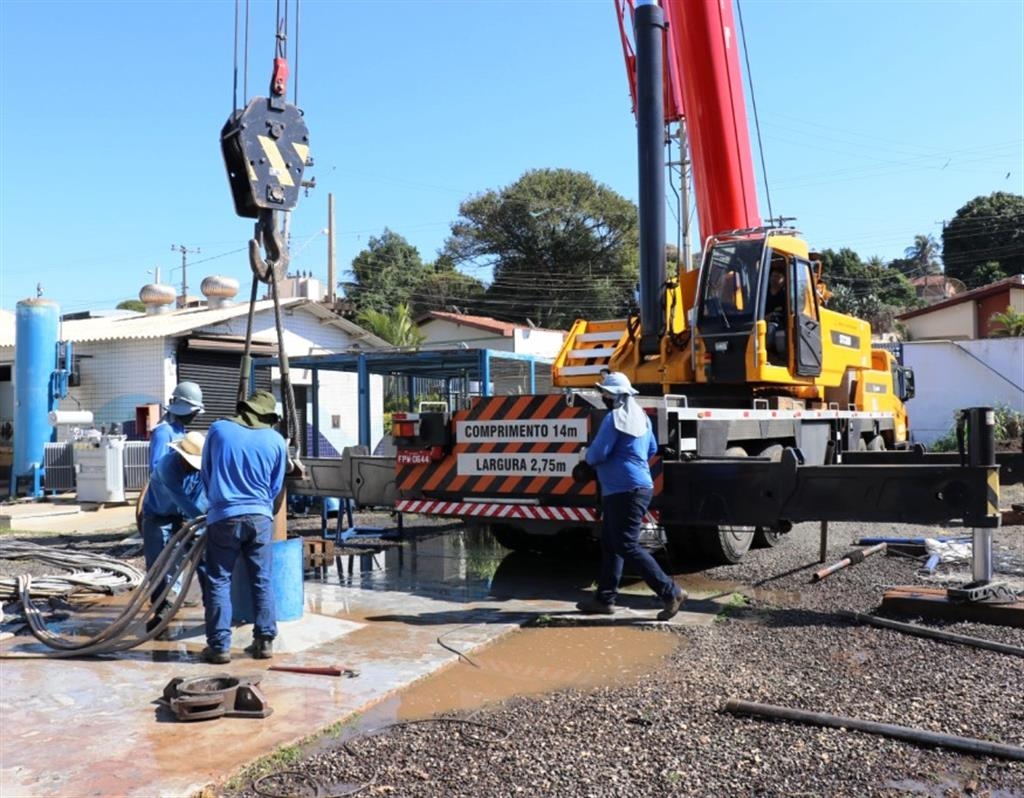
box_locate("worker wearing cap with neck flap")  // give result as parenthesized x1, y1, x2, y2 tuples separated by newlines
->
(199, 390, 287, 664)
(577, 371, 686, 621)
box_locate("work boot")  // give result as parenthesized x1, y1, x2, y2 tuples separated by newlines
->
(575, 595, 615, 615)
(200, 647, 231, 665)
(656, 587, 687, 622)
(246, 637, 274, 660)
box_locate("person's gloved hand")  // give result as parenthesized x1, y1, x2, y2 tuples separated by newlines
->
(572, 460, 596, 484)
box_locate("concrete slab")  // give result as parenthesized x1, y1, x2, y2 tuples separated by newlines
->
(0, 499, 137, 535)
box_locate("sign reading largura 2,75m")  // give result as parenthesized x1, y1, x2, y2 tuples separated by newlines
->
(455, 419, 587, 478)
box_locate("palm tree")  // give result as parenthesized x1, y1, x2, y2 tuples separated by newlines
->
(356, 302, 426, 348)
(989, 306, 1024, 337)
(904, 234, 942, 276)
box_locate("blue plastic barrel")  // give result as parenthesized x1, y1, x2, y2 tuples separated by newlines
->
(230, 536, 304, 623)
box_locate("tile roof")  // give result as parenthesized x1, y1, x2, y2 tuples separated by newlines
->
(420, 311, 563, 335)
(0, 299, 389, 349)
(897, 274, 1024, 320)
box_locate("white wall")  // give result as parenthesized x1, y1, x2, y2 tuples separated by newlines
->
(420, 319, 512, 350)
(905, 301, 975, 341)
(44, 306, 385, 452)
(903, 338, 1024, 445)
(512, 327, 565, 358)
(55, 338, 170, 436)
(228, 307, 385, 456)
(302, 367, 385, 456)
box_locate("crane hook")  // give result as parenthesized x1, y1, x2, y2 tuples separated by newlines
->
(249, 209, 289, 284)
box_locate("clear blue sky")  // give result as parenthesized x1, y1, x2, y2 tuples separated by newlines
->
(1, 0, 1021, 316)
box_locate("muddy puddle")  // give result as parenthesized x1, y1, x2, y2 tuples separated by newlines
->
(388, 624, 679, 719)
(308, 623, 679, 758)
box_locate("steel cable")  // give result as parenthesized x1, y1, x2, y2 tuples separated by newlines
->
(0, 540, 145, 601)
(2, 517, 207, 658)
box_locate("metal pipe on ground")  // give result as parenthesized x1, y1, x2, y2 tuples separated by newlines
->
(838, 610, 1024, 658)
(811, 543, 886, 583)
(723, 699, 1024, 762)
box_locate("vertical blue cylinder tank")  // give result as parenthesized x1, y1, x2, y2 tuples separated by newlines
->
(12, 299, 60, 493)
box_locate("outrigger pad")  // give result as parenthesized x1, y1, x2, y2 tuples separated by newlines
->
(161, 673, 273, 722)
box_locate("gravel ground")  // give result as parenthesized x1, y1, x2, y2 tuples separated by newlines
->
(220, 486, 1024, 798)
(3, 495, 1022, 797)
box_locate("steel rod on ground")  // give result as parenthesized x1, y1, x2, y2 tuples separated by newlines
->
(839, 610, 1024, 657)
(723, 699, 1024, 762)
(812, 543, 886, 583)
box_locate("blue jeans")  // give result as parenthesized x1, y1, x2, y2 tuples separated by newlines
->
(141, 515, 208, 608)
(204, 514, 276, 651)
(141, 514, 183, 606)
(596, 488, 676, 605)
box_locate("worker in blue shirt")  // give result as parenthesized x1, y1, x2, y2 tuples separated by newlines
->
(576, 372, 686, 621)
(148, 381, 205, 473)
(199, 390, 287, 664)
(140, 430, 209, 637)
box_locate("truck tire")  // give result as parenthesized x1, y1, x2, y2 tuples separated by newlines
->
(488, 523, 568, 555)
(490, 523, 534, 552)
(750, 445, 786, 548)
(752, 526, 784, 548)
(699, 525, 753, 565)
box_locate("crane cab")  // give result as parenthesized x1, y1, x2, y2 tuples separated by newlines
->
(693, 228, 872, 399)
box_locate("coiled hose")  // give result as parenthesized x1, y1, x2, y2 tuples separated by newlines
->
(2, 516, 207, 658)
(0, 539, 144, 600)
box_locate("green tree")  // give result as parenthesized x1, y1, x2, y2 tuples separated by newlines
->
(989, 305, 1024, 337)
(942, 192, 1024, 288)
(409, 256, 486, 314)
(344, 229, 428, 316)
(116, 299, 146, 313)
(818, 248, 920, 333)
(902, 233, 942, 277)
(442, 168, 639, 329)
(356, 303, 425, 348)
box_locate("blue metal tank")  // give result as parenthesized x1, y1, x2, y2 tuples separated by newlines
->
(12, 298, 60, 496)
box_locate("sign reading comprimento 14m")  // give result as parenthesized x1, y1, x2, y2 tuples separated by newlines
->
(455, 419, 587, 477)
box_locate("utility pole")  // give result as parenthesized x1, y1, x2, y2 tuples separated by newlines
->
(668, 122, 693, 270)
(170, 244, 200, 307)
(327, 193, 336, 304)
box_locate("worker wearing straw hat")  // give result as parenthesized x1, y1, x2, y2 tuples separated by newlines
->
(140, 430, 209, 637)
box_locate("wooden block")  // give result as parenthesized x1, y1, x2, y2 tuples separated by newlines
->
(881, 585, 1024, 628)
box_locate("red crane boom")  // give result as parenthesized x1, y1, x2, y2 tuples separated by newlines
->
(615, 0, 760, 239)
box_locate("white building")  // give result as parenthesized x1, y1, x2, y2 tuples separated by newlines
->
(416, 311, 566, 358)
(0, 280, 390, 462)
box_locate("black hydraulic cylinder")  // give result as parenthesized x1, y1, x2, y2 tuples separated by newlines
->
(957, 407, 996, 468)
(634, 1, 666, 356)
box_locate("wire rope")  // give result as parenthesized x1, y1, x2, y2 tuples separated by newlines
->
(735, 0, 773, 226)
(1, 518, 207, 658)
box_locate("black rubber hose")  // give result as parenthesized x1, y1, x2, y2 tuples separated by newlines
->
(839, 610, 1024, 658)
(724, 699, 1024, 762)
(5, 517, 207, 658)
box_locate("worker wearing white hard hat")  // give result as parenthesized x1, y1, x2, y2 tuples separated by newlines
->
(148, 381, 206, 473)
